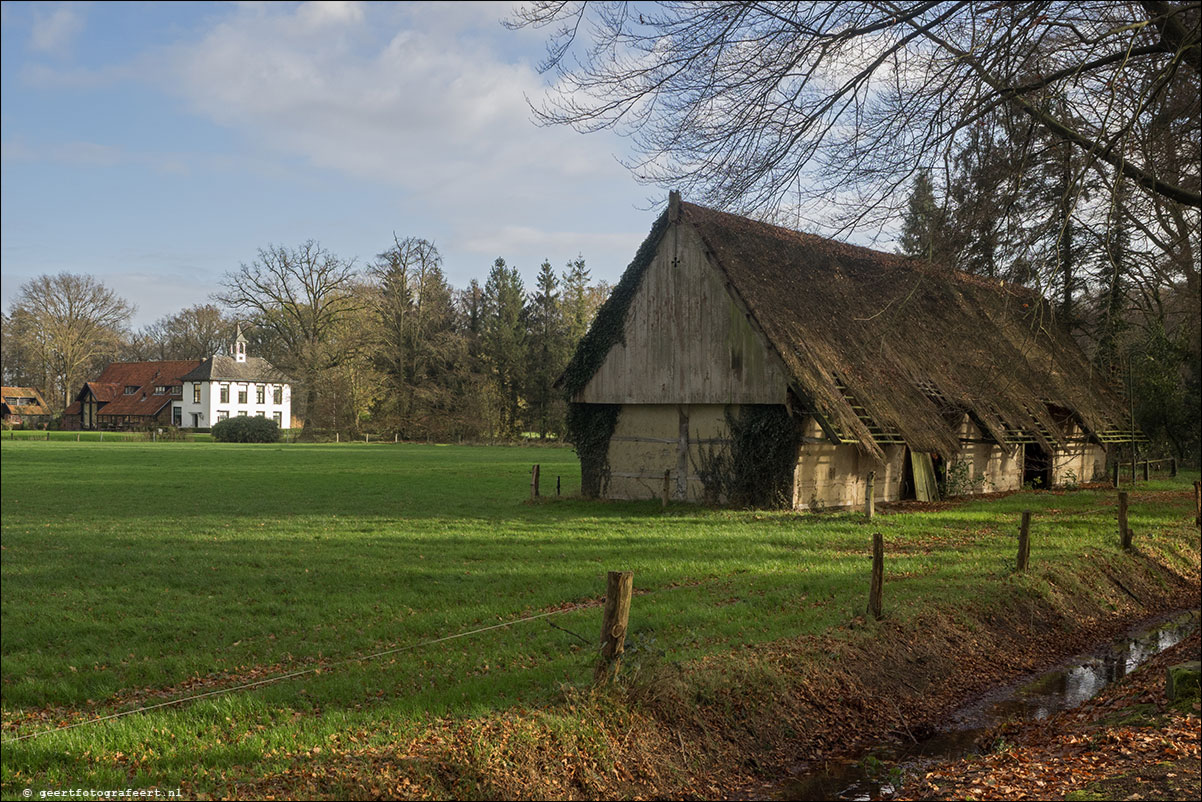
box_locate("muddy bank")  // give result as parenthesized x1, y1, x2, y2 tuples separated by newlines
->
(775, 609, 1199, 801)
(221, 535, 1201, 800)
(900, 626, 1202, 801)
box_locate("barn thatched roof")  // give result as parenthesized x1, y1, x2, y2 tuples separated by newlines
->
(567, 196, 1133, 459)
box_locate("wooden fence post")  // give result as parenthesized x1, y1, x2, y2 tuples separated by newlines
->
(595, 571, 633, 685)
(1112, 462, 1120, 488)
(662, 469, 670, 509)
(336, 432, 340, 443)
(1017, 510, 1031, 571)
(1142, 460, 1149, 482)
(1118, 491, 1132, 550)
(1170, 458, 1177, 477)
(868, 533, 884, 621)
(1130, 455, 1136, 483)
(865, 471, 876, 520)
(557, 475, 561, 497)
(530, 464, 540, 499)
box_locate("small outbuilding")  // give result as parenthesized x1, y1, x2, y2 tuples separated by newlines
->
(559, 193, 1136, 509)
(1, 386, 52, 428)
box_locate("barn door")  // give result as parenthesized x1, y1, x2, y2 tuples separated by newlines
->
(910, 451, 940, 502)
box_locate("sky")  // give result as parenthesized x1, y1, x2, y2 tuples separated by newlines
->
(0, 1, 663, 327)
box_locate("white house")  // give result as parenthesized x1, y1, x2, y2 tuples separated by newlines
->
(178, 326, 292, 430)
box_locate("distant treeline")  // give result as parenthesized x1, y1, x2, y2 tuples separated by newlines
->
(1, 238, 610, 441)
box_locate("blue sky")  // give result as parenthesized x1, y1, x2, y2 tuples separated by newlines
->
(1, 1, 659, 326)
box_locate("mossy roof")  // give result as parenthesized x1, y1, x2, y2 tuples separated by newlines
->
(564, 197, 1129, 459)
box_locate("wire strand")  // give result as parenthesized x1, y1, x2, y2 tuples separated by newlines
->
(2, 605, 591, 745)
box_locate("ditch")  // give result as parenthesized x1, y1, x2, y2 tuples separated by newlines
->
(778, 608, 1201, 801)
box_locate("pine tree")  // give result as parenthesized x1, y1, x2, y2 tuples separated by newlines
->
(482, 258, 528, 437)
(898, 169, 951, 264)
(561, 256, 592, 344)
(527, 260, 567, 438)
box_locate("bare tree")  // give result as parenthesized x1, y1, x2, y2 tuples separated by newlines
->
(125, 304, 237, 361)
(510, 2, 1200, 225)
(6, 273, 133, 412)
(216, 241, 362, 431)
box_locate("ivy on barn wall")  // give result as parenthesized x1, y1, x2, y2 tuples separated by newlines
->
(560, 211, 667, 498)
(696, 405, 803, 508)
(566, 403, 621, 498)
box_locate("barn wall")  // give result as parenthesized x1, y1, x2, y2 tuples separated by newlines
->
(1051, 423, 1107, 485)
(792, 419, 906, 510)
(579, 222, 789, 405)
(947, 416, 1024, 494)
(604, 403, 734, 502)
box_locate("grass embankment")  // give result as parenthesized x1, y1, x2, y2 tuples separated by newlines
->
(1, 440, 1198, 798)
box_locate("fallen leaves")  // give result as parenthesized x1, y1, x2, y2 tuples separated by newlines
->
(900, 629, 1202, 801)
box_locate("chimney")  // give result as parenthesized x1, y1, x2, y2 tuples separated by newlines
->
(668, 190, 681, 223)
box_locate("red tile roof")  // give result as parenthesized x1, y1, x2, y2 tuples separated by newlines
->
(76, 361, 202, 419)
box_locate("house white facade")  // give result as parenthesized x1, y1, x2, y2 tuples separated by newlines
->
(177, 327, 292, 430)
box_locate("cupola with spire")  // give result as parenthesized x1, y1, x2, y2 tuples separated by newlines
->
(234, 324, 247, 363)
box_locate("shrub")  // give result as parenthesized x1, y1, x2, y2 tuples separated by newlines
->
(211, 416, 281, 443)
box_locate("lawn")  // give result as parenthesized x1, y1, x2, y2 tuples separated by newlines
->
(1, 440, 1198, 795)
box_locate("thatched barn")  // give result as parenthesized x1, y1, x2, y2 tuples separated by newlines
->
(560, 193, 1135, 509)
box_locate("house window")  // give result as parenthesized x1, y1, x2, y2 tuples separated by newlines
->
(238, 411, 247, 417)
(273, 412, 282, 426)
(125, 386, 138, 395)
(172, 406, 182, 426)
(172, 385, 182, 396)
(273, 386, 283, 405)
(217, 410, 229, 421)
(193, 384, 201, 404)
(238, 388, 247, 404)
(154, 386, 168, 395)
(219, 385, 229, 404)
(256, 385, 265, 404)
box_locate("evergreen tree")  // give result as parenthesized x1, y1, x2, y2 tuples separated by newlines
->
(561, 256, 592, 344)
(482, 258, 528, 437)
(369, 237, 460, 438)
(898, 169, 952, 265)
(527, 260, 568, 438)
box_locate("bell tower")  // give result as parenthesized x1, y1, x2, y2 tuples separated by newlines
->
(234, 324, 247, 363)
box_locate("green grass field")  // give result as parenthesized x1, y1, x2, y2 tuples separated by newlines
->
(1, 440, 1198, 796)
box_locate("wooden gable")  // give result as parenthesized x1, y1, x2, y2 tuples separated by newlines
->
(576, 218, 789, 405)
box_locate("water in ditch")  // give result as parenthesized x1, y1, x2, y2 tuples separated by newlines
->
(778, 608, 1200, 801)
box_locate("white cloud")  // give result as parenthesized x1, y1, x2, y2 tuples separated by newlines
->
(161, 3, 631, 208)
(296, 1, 364, 28)
(30, 5, 84, 55)
(461, 225, 641, 258)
